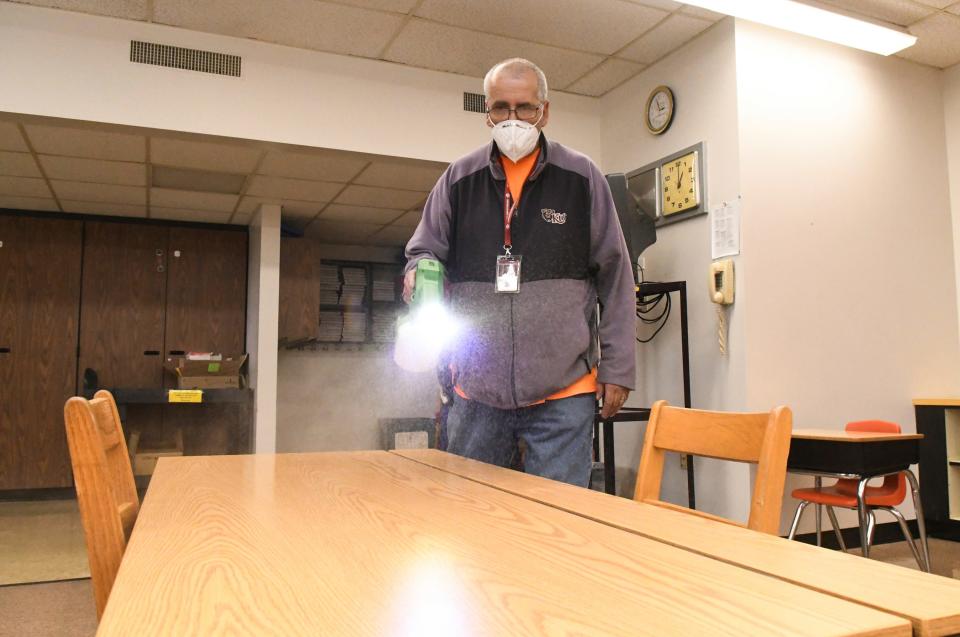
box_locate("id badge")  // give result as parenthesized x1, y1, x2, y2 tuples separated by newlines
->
(495, 255, 522, 293)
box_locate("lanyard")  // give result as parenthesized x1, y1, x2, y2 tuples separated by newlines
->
(503, 185, 519, 255)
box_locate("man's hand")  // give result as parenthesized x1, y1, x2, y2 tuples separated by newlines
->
(402, 268, 416, 304)
(597, 383, 630, 419)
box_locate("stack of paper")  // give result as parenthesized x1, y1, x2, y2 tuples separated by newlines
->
(372, 306, 399, 343)
(318, 310, 343, 342)
(341, 311, 367, 342)
(340, 267, 367, 307)
(372, 266, 399, 303)
(319, 264, 341, 306)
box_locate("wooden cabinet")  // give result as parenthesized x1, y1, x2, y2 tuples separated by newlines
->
(0, 215, 83, 489)
(279, 238, 320, 343)
(165, 227, 247, 357)
(79, 222, 168, 388)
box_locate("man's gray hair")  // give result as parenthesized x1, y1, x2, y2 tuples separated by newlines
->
(483, 58, 549, 103)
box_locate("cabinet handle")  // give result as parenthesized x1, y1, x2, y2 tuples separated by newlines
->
(169, 350, 185, 356)
(0, 347, 10, 354)
(143, 350, 160, 356)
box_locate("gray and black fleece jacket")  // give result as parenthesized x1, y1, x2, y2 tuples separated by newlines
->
(404, 134, 636, 410)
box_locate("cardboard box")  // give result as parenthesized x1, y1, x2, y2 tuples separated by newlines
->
(168, 354, 247, 390)
(129, 429, 183, 476)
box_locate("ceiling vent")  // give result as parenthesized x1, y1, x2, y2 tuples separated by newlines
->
(463, 92, 485, 114)
(130, 40, 241, 78)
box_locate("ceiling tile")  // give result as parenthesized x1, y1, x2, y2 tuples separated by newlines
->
(154, 0, 404, 58)
(392, 210, 422, 227)
(151, 137, 260, 173)
(353, 161, 446, 191)
(10, 0, 149, 20)
(319, 203, 404, 224)
(565, 58, 646, 97)
(335, 184, 425, 209)
(0, 122, 28, 152)
(678, 5, 724, 21)
(950, 3, 960, 15)
(238, 196, 324, 218)
(367, 224, 415, 246)
(151, 207, 234, 224)
(151, 188, 238, 212)
(39, 155, 145, 186)
(24, 124, 145, 162)
(60, 200, 147, 218)
(0, 196, 58, 212)
(899, 12, 960, 67)
(231, 211, 253, 225)
(50, 180, 146, 205)
(817, 0, 934, 27)
(331, 0, 419, 12)
(416, 0, 668, 55)
(303, 219, 382, 244)
(246, 175, 343, 202)
(384, 18, 604, 90)
(0, 152, 42, 178)
(0, 176, 52, 198)
(618, 13, 712, 64)
(257, 150, 368, 182)
(151, 166, 245, 194)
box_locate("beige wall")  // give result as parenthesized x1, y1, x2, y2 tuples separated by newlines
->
(735, 21, 960, 532)
(946, 63, 960, 347)
(599, 20, 750, 520)
(0, 2, 603, 166)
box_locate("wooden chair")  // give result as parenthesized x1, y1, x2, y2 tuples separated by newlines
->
(634, 400, 793, 535)
(63, 390, 140, 619)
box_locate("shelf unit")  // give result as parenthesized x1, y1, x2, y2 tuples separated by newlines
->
(915, 399, 960, 537)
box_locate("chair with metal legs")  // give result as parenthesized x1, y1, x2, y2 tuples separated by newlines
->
(786, 420, 930, 572)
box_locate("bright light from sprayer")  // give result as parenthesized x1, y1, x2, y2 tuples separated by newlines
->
(393, 301, 461, 373)
(682, 0, 916, 56)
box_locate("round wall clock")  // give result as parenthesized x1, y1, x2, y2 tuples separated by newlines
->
(645, 85, 674, 135)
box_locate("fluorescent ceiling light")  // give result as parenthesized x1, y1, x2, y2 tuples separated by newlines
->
(681, 0, 917, 55)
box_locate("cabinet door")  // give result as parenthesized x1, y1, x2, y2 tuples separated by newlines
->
(0, 214, 82, 489)
(279, 238, 320, 343)
(79, 222, 168, 388)
(164, 227, 247, 357)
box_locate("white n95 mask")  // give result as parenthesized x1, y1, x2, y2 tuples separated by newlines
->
(491, 117, 541, 162)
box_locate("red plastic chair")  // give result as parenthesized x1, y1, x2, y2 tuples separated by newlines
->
(786, 420, 928, 570)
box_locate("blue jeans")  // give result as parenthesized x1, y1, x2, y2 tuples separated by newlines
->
(445, 394, 595, 487)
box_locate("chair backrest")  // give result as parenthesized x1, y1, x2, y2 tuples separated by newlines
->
(63, 390, 139, 619)
(634, 400, 793, 535)
(845, 420, 906, 498)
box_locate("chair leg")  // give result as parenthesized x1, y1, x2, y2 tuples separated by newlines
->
(866, 509, 877, 548)
(882, 506, 925, 571)
(856, 479, 871, 558)
(814, 476, 822, 547)
(825, 506, 846, 552)
(903, 469, 932, 573)
(787, 501, 809, 540)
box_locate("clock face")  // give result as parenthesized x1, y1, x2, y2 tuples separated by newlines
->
(661, 151, 700, 216)
(645, 86, 674, 135)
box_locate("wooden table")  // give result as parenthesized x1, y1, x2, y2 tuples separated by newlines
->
(99, 451, 917, 636)
(397, 449, 960, 637)
(788, 429, 929, 566)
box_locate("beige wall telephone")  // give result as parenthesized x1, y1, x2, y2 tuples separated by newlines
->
(710, 259, 734, 354)
(709, 259, 735, 305)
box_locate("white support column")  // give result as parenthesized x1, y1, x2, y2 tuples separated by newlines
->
(246, 204, 281, 453)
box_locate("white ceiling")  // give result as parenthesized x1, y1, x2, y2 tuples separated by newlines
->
(0, 115, 444, 247)
(7, 0, 959, 98)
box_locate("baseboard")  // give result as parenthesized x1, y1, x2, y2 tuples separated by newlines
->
(0, 487, 76, 501)
(790, 519, 920, 549)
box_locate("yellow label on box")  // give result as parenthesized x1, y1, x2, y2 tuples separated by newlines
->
(168, 389, 203, 403)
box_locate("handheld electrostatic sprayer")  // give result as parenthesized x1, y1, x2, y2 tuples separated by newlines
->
(393, 259, 460, 372)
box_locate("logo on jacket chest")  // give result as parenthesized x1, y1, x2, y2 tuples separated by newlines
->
(541, 208, 567, 225)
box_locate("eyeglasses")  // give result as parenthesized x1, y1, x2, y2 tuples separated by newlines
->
(486, 103, 542, 124)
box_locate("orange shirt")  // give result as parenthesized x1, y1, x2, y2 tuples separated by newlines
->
(452, 148, 598, 405)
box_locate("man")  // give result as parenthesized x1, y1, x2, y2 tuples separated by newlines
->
(404, 58, 636, 487)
